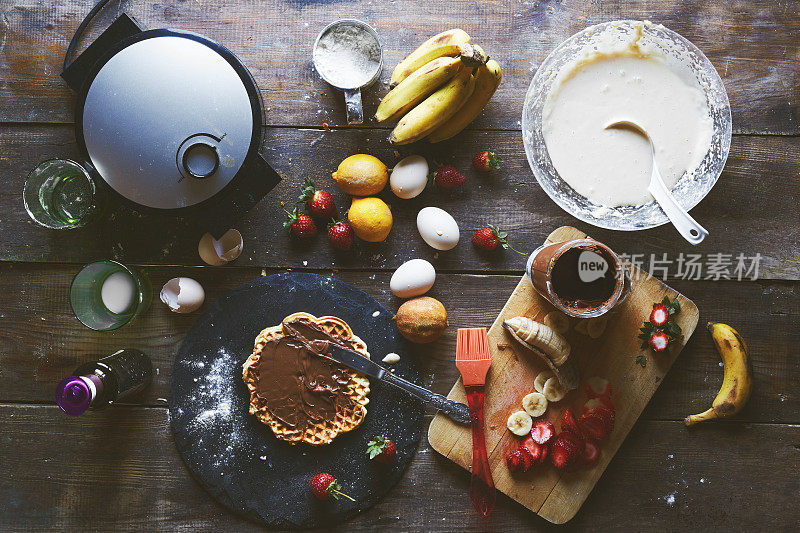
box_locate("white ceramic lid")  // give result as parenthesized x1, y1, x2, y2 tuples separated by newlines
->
(81, 35, 255, 209)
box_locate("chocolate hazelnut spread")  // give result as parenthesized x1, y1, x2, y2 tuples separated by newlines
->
(250, 318, 357, 431)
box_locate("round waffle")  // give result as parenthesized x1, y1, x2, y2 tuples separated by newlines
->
(242, 312, 370, 445)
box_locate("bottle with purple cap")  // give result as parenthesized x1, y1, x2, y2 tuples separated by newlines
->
(56, 349, 153, 416)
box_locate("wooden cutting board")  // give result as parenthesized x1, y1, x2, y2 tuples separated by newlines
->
(428, 226, 699, 524)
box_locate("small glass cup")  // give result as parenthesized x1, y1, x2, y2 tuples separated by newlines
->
(70, 261, 152, 331)
(23, 159, 102, 229)
(526, 239, 631, 318)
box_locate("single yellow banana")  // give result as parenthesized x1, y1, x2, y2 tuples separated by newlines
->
(374, 56, 463, 123)
(388, 68, 475, 145)
(428, 58, 502, 142)
(685, 322, 753, 426)
(390, 29, 470, 87)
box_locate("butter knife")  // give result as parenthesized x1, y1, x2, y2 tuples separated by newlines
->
(283, 323, 471, 424)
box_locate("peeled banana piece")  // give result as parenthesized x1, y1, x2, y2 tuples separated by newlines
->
(428, 57, 502, 142)
(503, 316, 579, 391)
(390, 29, 470, 87)
(685, 323, 753, 426)
(388, 68, 476, 145)
(374, 56, 463, 123)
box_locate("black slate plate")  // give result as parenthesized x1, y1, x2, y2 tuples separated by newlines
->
(170, 272, 424, 528)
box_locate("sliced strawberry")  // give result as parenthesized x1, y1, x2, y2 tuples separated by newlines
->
(537, 442, 549, 464)
(517, 445, 535, 471)
(505, 449, 525, 473)
(577, 413, 608, 440)
(584, 405, 615, 434)
(530, 420, 555, 445)
(550, 431, 584, 470)
(582, 439, 601, 464)
(585, 377, 613, 399)
(561, 408, 582, 438)
(649, 303, 669, 327)
(649, 331, 669, 352)
(520, 436, 542, 464)
(585, 395, 615, 413)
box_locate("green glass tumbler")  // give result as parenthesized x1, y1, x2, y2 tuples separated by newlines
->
(23, 159, 102, 229)
(70, 261, 152, 331)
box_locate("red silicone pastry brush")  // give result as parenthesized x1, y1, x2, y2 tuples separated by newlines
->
(455, 328, 496, 517)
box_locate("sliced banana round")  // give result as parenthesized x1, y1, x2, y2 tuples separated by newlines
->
(506, 410, 533, 436)
(542, 376, 567, 402)
(543, 311, 570, 335)
(534, 370, 555, 393)
(574, 319, 589, 335)
(587, 316, 608, 339)
(522, 392, 548, 418)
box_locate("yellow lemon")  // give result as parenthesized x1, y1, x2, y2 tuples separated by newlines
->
(332, 154, 388, 196)
(348, 197, 393, 242)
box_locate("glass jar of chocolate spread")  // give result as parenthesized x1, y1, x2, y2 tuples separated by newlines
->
(526, 239, 631, 318)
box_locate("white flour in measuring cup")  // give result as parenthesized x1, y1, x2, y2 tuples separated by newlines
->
(313, 24, 381, 89)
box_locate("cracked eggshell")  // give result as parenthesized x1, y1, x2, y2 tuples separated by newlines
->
(390, 259, 436, 298)
(160, 277, 205, 314)
(198, 229, 243, 266)
(390, 155, 428, 199)
(416, 207, 459, 251)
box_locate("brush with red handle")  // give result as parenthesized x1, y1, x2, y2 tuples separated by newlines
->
(455, 328, 496, 517)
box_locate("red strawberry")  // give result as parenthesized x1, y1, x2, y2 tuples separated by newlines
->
(505, 449, 525, 473)
(530, 420, 555, 445)
(473, 150, 502, 172)
(585, 377, 613, 399)
(585, 395, 615, 413)
(284, 207, 317, 239)
(432, 165, 466, 189)
(520, 435, 542, 465)
(649, 303, 669, 327)
(583, 404, 615, 434)
(550, 432, 584, 470)
(538, 441, 549, 464)
(471, 225, 525, 254)
(582, 439, 601, 465)
(366, 435, 396, 464)
(577, 413, 608, 440)
(649, 331, 669, 352)
(310, 473, 354, 501)
(299, 179, 336, 219)
(328, 220, 354, 251)
(561, 408, 582, 438)
(517, 445, 535, 471)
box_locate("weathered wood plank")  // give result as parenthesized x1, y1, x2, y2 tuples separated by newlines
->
(1, 125, 798, 279)
(0, 263, 797, 425)
(0, 0, 798, 133)
(0, 405, 797, 531)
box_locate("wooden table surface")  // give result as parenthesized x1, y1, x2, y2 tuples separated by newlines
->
(1, 1, 798, 531)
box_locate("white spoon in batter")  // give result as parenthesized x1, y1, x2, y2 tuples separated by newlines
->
(605, 119, 708, 245)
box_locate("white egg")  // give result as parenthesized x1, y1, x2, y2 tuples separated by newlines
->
(416, 207, 460, 250)
(390, 155, 429, 199)
(390, 259, 436, 298)
(198, 229, 243, 266)
(160, 277, 205, 314)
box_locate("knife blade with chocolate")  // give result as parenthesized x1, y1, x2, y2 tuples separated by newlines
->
(283, 321, 471, 424)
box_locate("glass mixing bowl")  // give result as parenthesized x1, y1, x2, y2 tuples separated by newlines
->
(522, 20, 732, 231)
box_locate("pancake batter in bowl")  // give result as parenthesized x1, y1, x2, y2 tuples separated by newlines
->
(542, 26, 714, 207)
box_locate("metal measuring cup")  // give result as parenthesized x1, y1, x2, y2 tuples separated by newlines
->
(312, 19, 383, 125)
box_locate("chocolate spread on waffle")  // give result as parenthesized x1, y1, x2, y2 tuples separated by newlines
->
(250, 317, 357, 431)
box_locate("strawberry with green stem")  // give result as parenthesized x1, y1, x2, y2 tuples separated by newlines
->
(297, 179, 336, 220)
(473, 150, 502, 172)
(310, 473, 355, 501)
(638, 296, 682, 354)
(471, 225, 525, 255)
(284, 207, 317, 239)
(366, 435, 396, 464)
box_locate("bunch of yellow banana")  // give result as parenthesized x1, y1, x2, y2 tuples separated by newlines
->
(685, 322, 753, 426)
(376, 29, 502, 145)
